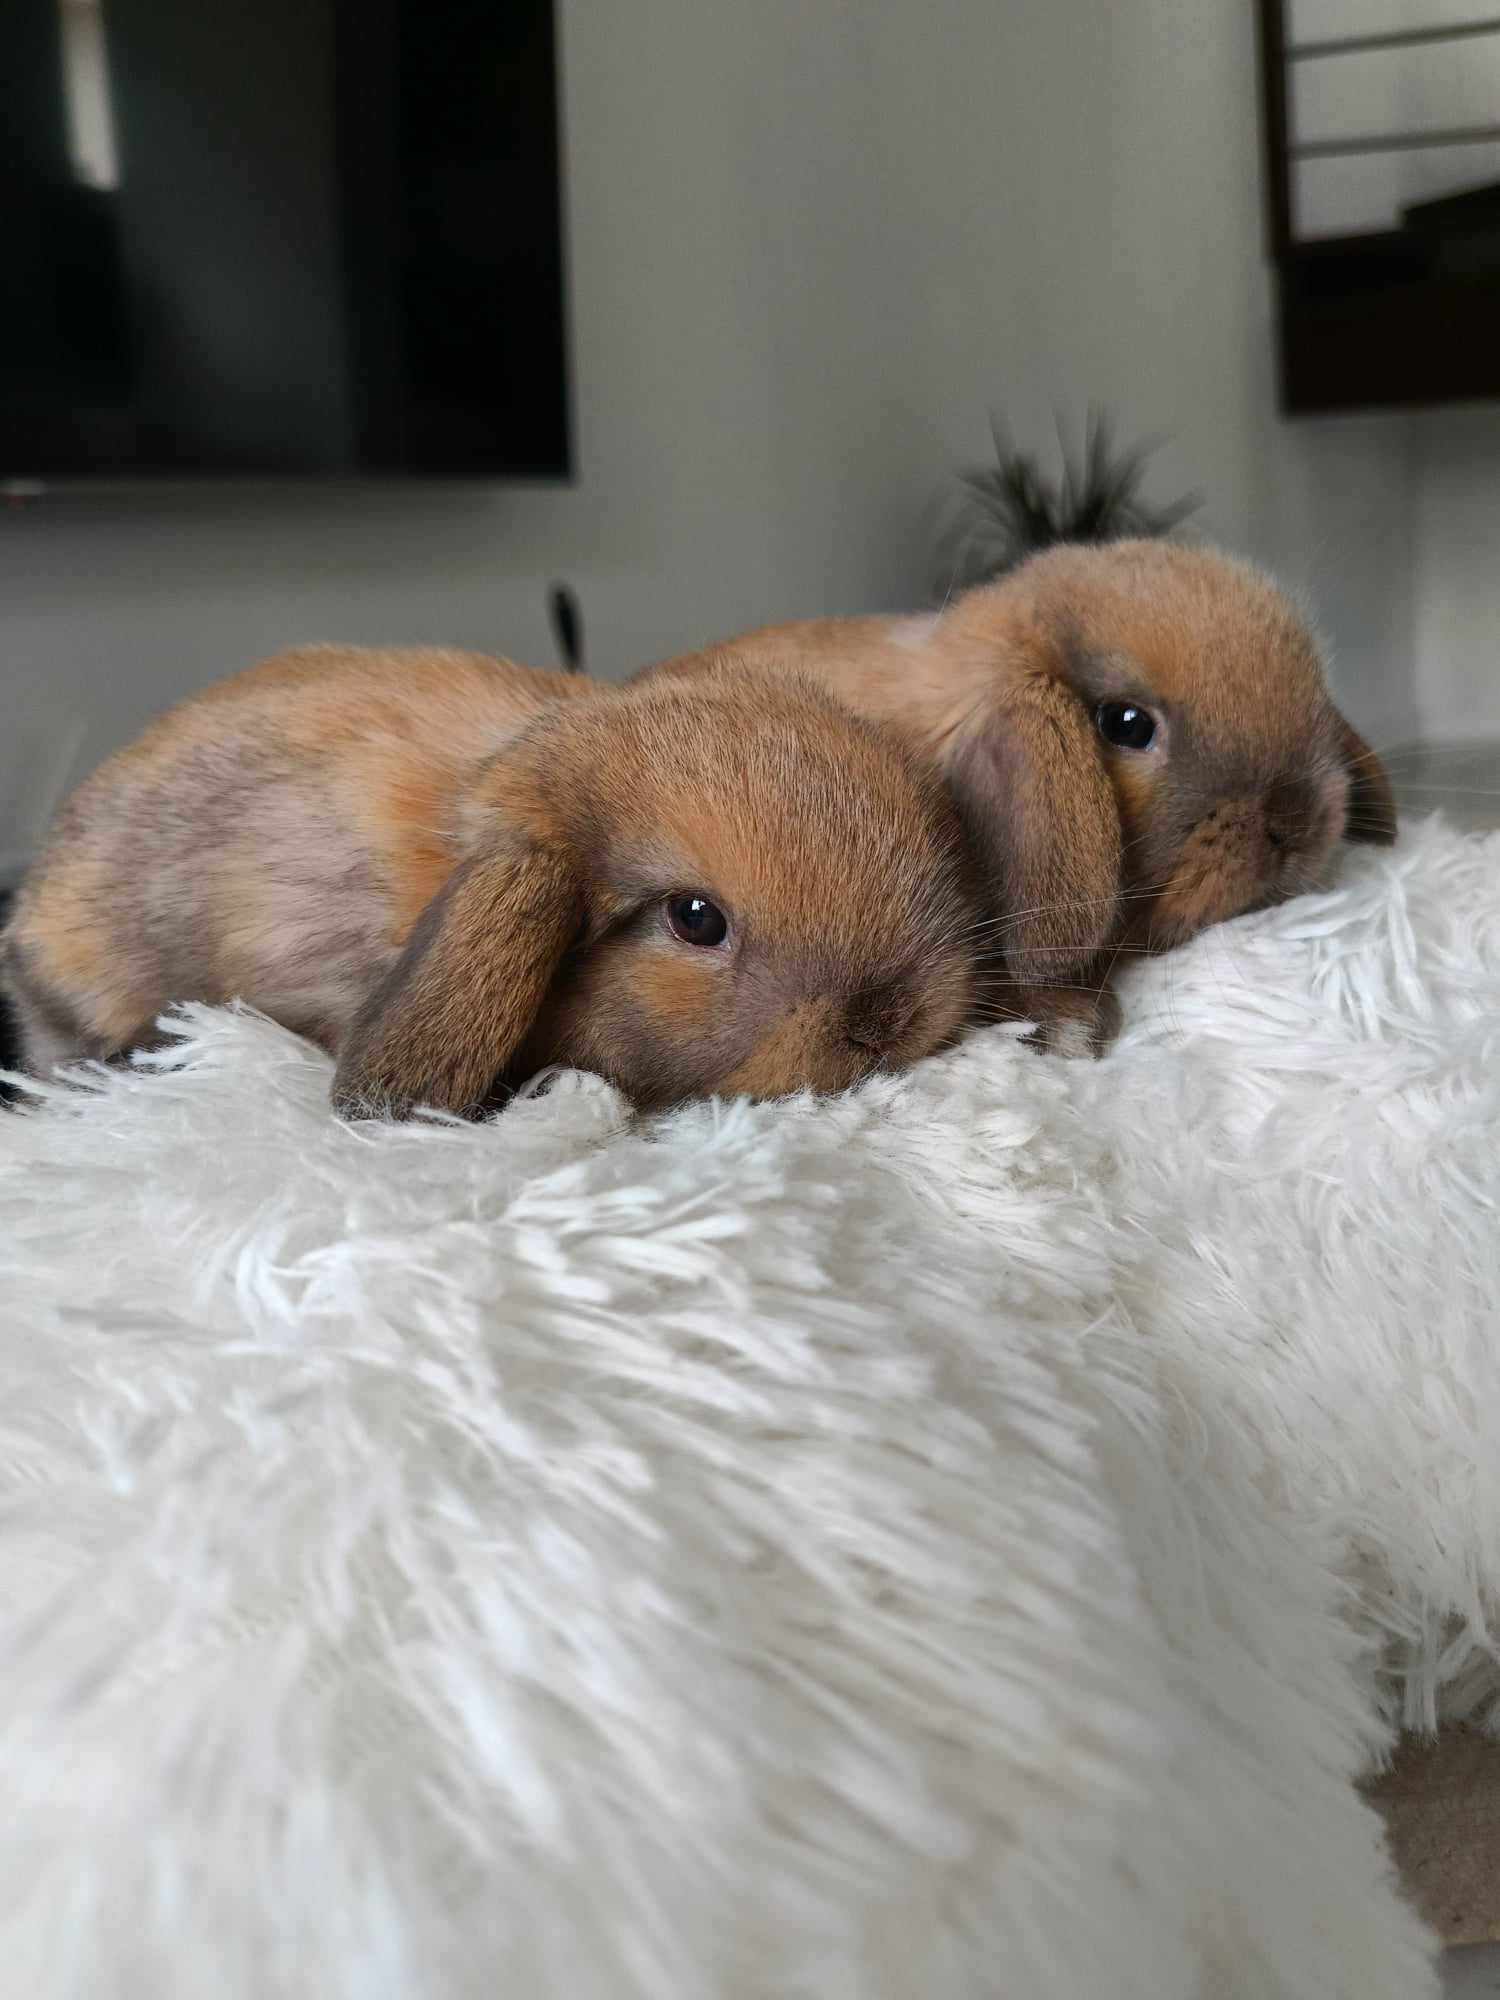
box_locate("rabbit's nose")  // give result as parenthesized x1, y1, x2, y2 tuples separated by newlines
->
(1264, 776, 1319, 855)
(845, 981, 918, 1054)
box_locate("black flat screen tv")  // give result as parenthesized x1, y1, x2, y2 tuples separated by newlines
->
(1, 0, 570, 480)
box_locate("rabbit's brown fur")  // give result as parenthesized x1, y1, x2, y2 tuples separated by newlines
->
(3, 645, 977, 1116)
(646, 541, 1396, 1048)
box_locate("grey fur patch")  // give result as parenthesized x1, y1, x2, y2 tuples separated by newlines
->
(1, 928, 94, 1074)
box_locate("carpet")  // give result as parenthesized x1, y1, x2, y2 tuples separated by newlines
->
(0, 815, 1495, 2000)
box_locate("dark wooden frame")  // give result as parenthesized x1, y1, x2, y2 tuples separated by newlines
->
(1256, 0, 1500, 414)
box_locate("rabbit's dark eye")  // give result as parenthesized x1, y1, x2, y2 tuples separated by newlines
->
(1097, 701, 1157, 750)
(666, 893, 729, 948)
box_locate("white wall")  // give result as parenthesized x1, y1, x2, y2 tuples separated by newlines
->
(1412, 410, 1500, 740)
(0, 0, 1461, 878)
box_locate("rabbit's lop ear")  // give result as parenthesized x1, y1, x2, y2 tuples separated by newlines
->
(332, 835, 583, 1118)
(1339, 721, 1397, 845)
(945, 674, 1121, 986)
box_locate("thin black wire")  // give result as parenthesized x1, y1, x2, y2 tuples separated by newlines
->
(1290, 16, 1500, 60)
(1294, 124, 1500, 159)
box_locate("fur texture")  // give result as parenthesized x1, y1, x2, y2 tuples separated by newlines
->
(0, 816, 1494, 1999)
(647, 542, 1397, 1048)
(2, 646, 976, 1115)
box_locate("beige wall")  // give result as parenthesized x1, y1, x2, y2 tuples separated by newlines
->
(3, 0, 1475, 878)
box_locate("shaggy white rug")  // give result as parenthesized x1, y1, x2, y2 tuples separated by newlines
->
(1, 815, 1496, 2000)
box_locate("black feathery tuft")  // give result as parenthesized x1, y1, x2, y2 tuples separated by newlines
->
(547, 583, 585, 673)
(934, 409, 1200, 598)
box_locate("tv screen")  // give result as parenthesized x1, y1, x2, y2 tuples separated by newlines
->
(1, 0, 570, 480)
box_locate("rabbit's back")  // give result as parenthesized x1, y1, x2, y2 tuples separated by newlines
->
(4, 646, 577, 1068)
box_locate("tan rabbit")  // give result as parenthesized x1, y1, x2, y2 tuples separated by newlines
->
(646, 541, 1397, 1049)
(2, 645, 978, 1116)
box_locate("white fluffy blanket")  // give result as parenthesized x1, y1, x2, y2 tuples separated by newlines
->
(2, 817, 1496, 2000)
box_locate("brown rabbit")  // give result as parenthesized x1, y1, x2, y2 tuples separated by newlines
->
(647, 541, 1397, 1050)
(1, 645, 978, 1116)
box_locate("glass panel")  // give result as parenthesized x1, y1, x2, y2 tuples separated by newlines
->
(1295, 138, 1500, 233)
(1292, 35, 1500, 144)
(1289, 0, 1500, 49)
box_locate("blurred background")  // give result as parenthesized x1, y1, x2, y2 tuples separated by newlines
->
(3, 0, 1499, 884)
